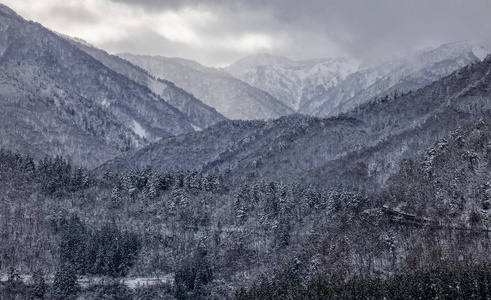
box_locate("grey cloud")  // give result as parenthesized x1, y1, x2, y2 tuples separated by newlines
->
(100, 27, 244, 66)
(110, 0, 238, 12)
(49, 3, 100, 24)
(109, 0, 491, 65)
(21, 0, 485, 66)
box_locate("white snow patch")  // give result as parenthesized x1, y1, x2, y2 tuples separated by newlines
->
(74, 275, 174, 289)
(123, 275, 174, 288)
(149, 80, 168, 95)
(192, 124, 202, 131)
(132, 120, 148, 138)
(472, 46, 489, 61)
(102, 98, 110, 107)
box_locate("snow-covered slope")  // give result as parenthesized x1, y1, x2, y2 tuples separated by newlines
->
(0, 4, 199, 167)
(118, 54, 294, 120)
(225, 42, 488, 118)
(70, 41, 227, 129)
(101, 54, 491, 193)
(226, 54, 360, 111)
(303, 41, 489, 116)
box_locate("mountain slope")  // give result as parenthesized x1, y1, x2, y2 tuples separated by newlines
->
(225, 42, 487, 118)
(118, 53, 294, 120)
(304, 41, 489, 116)
(0, 5, 199, 167)
(0, 61, 140, 168)
(101, 54, 491, 191)
(382, 111, 491, 219)
(306, 53, 491, 191)
(226, 54, 360, 111)
(70, 40, 227, 129)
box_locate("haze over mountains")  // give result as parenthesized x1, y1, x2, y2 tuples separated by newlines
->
(0, 0, 489, 182)
(118, 53, 294, 120)
(226, 54, 360, 111)
(119, 40, 488, 123)
(226, 41, 488, 116)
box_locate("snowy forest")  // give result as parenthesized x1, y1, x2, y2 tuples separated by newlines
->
(1, 2, 491, 299)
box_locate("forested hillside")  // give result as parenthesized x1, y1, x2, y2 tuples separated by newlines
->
(232, 111, 491, 300)
(118, 53, 294, 120)
(0, 4, 201, 168)
(71, 41, 227, 129)
(0, 148, 364, 299)
(102, 54, 491, 194)
(4, 108, 491, 298)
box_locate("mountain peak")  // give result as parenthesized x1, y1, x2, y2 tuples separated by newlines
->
(423, 40, 490, 62)
(119, 53, 293, 120)
(227, 53, 295, 71)
(226, 53, 360, 110)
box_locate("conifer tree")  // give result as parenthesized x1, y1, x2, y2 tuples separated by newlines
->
(53, 263, 78, 299)
(31, 269, 46, 300)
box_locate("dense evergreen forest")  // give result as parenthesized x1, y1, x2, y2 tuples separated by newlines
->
(2, 113, 491, 299)
(234, 265, 491, 299)
(231, 113, 491, 300)
(3, 77, 491, 298)
(0, 148, 366, 299)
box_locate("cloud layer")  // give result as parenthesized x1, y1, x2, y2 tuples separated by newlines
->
(3, 0, 491, 66)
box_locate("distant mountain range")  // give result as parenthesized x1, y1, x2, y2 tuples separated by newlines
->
(226, 42, 489, 117)
(226, 54, 360, 111)
(119, 41, 488, 123)
(101, 54, 491, 193)
(1, 4, 491, 299)
(0, 2, 489, 178)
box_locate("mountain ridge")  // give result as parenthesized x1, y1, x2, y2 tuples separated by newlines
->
(226, 54, 360, 111)
(69, 40, 227, 129)
(99, 54, 491, 192)
(118, 53, 294, 120)
(224, 42, 488, 118)
(306, 41, 489, 116)
(0, 5, 210, 167)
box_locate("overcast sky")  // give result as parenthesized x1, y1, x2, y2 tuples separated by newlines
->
(3, 0, 491, 66)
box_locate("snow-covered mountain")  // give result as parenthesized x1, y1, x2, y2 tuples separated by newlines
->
(225, 42, 488, 117)
(118, 54, 294, 120)
(70, 41, 227, 129)
(226, 54, 360, 111)
(117, 42, 485, 122)
(0, 4, 204, 167)
(101, 54, 491, 192)
(305, 41, 489, 116)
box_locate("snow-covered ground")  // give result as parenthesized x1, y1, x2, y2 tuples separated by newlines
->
(0, 273, 174, 289)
